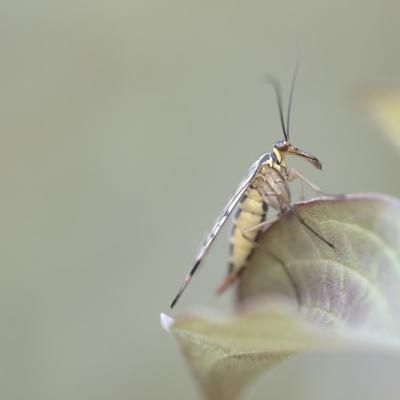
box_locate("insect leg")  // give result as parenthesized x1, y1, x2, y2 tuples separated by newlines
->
(287, 169, 346, 200)
(217, 225, 301, 305)
(287, 168, 327, 196)
(299, 179, 305, 201)
(287, 205, 334, 249)
(269, 187, 335, 249)
(217, 217, 302, 306)
(241, 215, 280, 234)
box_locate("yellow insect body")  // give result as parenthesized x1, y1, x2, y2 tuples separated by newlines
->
(218, 161, 291, 293)
(229, 189, 265, 274)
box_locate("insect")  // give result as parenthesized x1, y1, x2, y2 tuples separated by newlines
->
(170, 63, 334, 308)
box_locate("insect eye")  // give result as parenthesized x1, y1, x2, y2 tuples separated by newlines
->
(275, 140, 288, 150)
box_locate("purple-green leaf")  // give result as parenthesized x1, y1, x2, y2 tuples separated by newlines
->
(163, 194, 400, 400)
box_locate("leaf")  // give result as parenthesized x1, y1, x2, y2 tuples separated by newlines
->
(363, 90, 400, 151)
(238, 193, 400, 332)
(163, 194, 400, 400)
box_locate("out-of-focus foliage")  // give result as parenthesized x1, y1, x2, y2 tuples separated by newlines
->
(363, 90, 400, 151)
(163, 194, 400, 400)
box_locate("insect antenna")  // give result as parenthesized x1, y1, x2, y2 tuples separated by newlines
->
(286, 53, 299, 140)
(265, 76, 288, 141)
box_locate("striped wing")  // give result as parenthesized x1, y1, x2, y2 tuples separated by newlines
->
(170, 154, 266, 308)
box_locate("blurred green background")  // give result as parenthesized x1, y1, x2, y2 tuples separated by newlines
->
(2, 1, 400, 399)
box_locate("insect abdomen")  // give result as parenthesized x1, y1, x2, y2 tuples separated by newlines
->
(216, 188, 266, 293)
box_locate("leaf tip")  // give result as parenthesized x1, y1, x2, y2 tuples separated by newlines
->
(160, 313, 175, 333)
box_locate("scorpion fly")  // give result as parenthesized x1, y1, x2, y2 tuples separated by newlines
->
(170, 62, 334, 308)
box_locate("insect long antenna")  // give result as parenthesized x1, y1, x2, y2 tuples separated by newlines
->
(265, 76, 288, 141)
(286, 52, 299, 140)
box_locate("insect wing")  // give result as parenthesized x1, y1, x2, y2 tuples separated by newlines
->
(196, 158, 262, 259)
(170, 155, 265, 308)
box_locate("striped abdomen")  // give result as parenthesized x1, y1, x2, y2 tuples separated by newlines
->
(217, 187, 267, 293)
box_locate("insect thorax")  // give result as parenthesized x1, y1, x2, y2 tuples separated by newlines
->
(250, 156, 291, 211)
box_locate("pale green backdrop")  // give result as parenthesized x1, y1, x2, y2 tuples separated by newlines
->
(1, 1, 400, 399)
